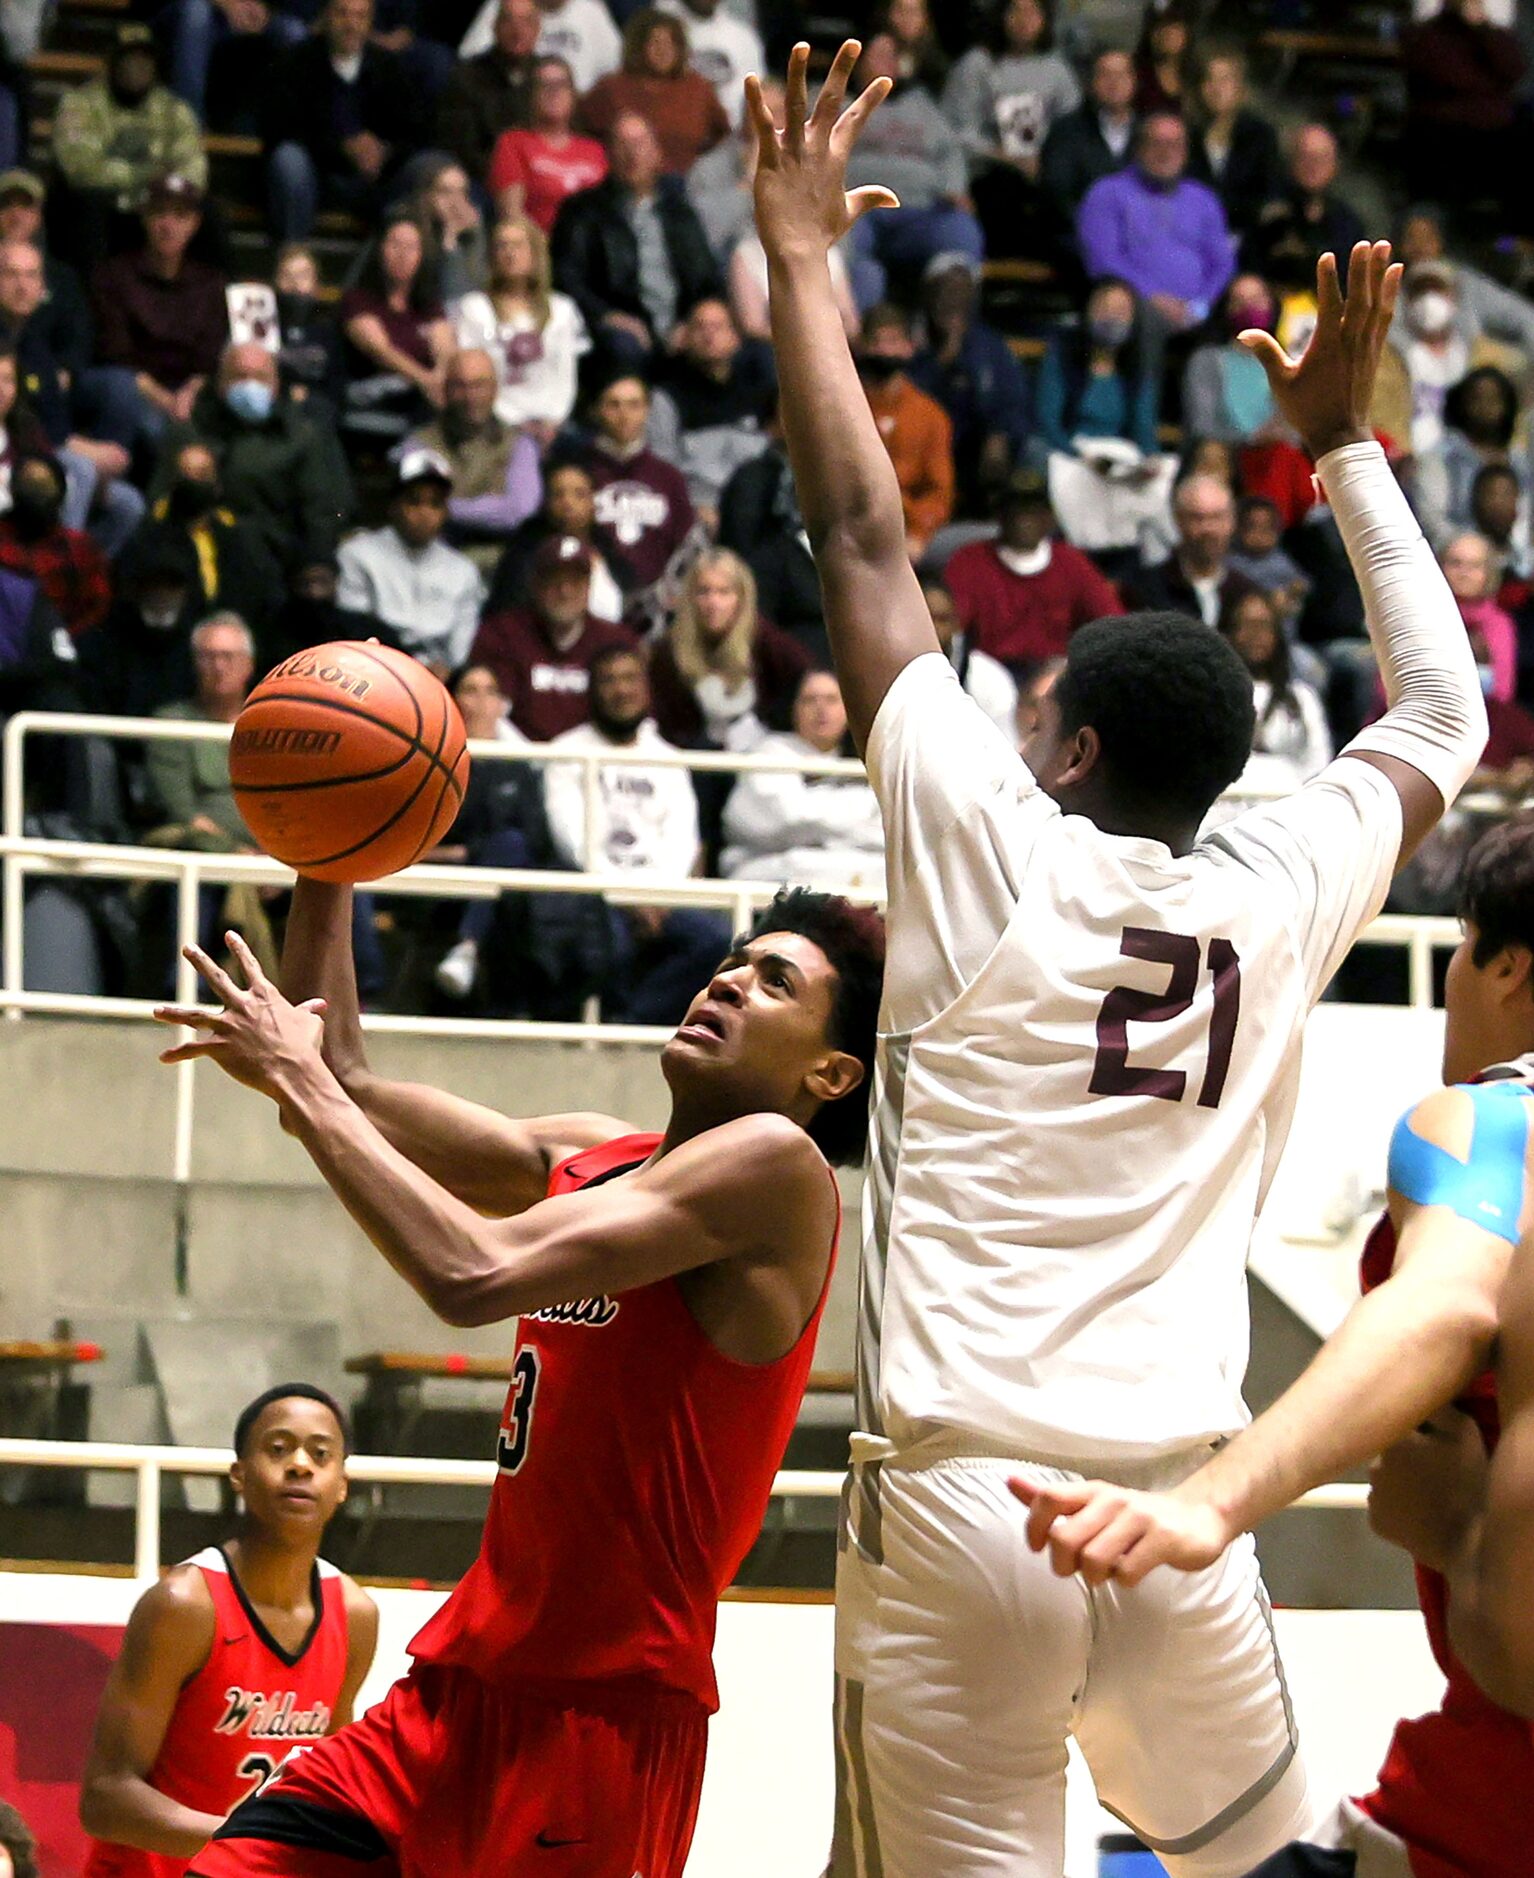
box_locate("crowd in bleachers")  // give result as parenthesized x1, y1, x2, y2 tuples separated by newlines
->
(3, 0, 1534, 1014)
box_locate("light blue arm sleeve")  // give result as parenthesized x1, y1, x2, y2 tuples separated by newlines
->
(1386, 1080, 1534, 1247)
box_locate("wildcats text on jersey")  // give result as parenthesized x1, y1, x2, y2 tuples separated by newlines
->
(214, 1689, 333, 1741)
(525, 1295, 619, 1326)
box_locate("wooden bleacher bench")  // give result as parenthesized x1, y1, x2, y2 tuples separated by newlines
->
(28, 48, 103, 80)
(1006, 335, 1046, 362)
(1258, 29, 1402, 63)
(981, 258, 1058, 288)
(0, 1338, 104, 1444)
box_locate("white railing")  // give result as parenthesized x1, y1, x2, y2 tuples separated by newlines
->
(0, 1436, 1368, 1585)
(0, 709, 1466, 1182)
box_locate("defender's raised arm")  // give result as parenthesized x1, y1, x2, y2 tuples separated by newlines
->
(747, 42, 941, 750)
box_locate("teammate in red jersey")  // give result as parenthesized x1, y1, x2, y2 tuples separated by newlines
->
(79, 1385, 379, 1878)
(1012, 814, 1534, 1876)
(152, 874, 883, 1878)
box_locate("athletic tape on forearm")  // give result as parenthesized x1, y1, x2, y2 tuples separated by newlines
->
(1319, 440, 1487, 804)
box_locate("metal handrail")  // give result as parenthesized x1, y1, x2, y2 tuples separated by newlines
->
(0, 1436, 1368, 1585)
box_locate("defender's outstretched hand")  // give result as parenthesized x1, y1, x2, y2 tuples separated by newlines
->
(1009, 1474, 1232, 1587)
(1238, 239, 1401, 462)
(154, 931, 327, 1099)
(746, 40, 898, 265)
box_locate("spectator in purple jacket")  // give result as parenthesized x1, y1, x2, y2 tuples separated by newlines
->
(1076, 112, 1233, 339)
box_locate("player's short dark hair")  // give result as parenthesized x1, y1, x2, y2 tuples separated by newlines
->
(1459, 814, 1534, 968)
(1054, 611, 1255, 826)
(233, 1384, 351, 1459)
(748, 888, 885, 1167)
(0, 1802, 38, 1878)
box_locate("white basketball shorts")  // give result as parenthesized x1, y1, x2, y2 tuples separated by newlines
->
(828, 1452, 1322, 1878)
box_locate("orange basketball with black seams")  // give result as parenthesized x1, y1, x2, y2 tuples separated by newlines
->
(230, 641, 470, 883)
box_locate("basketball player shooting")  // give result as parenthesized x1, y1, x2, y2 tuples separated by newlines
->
(749, 40, 1487, 1878)
(78, 1386, 376, 1878)
(151, 876, 883, 1878)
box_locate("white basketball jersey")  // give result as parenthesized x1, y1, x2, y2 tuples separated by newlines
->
(856, 655, 1403, 1467)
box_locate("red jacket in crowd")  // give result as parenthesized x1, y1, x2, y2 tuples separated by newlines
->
(945, 536, 1124, 668)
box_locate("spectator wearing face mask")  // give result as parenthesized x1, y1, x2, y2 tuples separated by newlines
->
(944, 470, 1122, 671)
(259, 553, 394, 668)
(154, 340, 356, 570)
(77, 547, 199, 716)
(1393, 203, 1534, 360)
(1180, 271, 1319, 529)
(1393, 260, 1527, 460)
(51, 24, 207, 265)
(122, 439, 286, 636)
(0, 451, 111, 637)
(857, 303, 954, 565)
(272, 243, 342, 405)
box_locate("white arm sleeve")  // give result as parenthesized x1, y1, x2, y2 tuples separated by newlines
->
(1319, 440, 1487, 804)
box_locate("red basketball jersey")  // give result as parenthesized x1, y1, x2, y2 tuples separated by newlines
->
(83, 1546, 350, 1878)
(1355, 1062, 1534, 1875)
(411, 1131, 838, 1708)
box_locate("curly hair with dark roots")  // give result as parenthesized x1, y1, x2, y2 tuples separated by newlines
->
(1054, 611, 1256, 826)
(747, 888, 885, 1167)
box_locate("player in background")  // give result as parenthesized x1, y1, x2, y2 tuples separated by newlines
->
(1015, 815, 1534, 1874)
(79, 1386, 378, 1878)
(152, 875, 882, 1878)
(748, 42, 1487, 1878)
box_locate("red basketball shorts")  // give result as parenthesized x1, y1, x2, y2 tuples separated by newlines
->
(188, 1665, 708, 1878)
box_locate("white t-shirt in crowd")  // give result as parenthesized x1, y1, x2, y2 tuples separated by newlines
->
(460, 0, 622, 92)
(854, 652, 1402, 1469)
(720, 730, 886, 897)
(451, 291, 590, 431)
(656, 0, 764, 125)
(542, 717, 701, 877)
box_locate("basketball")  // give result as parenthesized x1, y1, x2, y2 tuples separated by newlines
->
(230, 642, 470, 884)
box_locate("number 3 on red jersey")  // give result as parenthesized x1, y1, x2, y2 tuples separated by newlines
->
(496, 1347, 542, 1475)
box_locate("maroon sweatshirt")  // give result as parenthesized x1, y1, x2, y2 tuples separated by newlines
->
(471, 607, 637, 741)
(581, 443, 695, 593)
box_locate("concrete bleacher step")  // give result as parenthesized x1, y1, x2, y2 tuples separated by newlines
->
(145, 1315, 344, 1511)
(85, 1380, 168, 1507)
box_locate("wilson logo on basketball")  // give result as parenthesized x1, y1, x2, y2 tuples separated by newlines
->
(214, 1687, 333, 1740)
(265, 652, 375, 700)
(230, 727, 344, 758)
